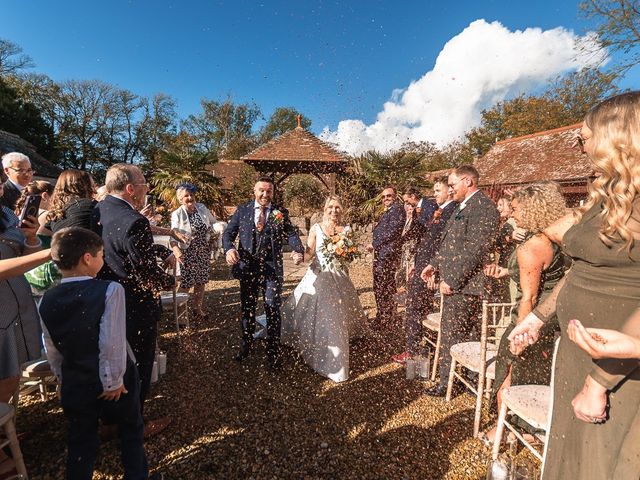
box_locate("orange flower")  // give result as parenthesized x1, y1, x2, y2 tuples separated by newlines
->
(336, 247, 345, 256)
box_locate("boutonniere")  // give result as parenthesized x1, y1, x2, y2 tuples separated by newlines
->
(431, 209, 442, 224)
(271, 209, 284, 225)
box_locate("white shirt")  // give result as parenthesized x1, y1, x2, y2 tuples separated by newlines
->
(439, 199, 454, 210)
(108, 193, 136, 211)
(417, 198, 423, 209)
(40, 277, 133, 392)
(459, 189, 479, 210)
(254, 201, 272, 227)
(8, 178, 25, 191)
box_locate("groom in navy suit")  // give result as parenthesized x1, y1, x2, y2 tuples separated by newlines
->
(223, 176, 304, 369)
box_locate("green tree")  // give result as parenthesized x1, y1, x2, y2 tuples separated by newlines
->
(465, 68, 618, 156)
(337, 150, 431, 225)
(0, 38, 34, 76)
(184, 97, 261, 159)
(0, 77, 53, 157)
(283, 174, 325, 220)
(580, 0, 640, 73)
(150, 130, 224, 214)
(260, 107, 311, 143)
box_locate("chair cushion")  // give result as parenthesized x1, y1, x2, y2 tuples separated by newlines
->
(502, 385, 551, 431)
(22, 359, 52, 375)
(161, 292, 189, 307)
(450, 342, 496, 379)
(422, 312, 441, 331)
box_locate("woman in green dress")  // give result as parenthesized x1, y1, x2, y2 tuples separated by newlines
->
(479, 183, 568, 444)
(510, 91, 640, 479)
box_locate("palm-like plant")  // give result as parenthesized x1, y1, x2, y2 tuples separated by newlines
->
(337, 150, 431, 225)
(149, 131, 225, 219)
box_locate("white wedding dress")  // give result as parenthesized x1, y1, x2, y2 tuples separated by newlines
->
(281, 224, 368, 382)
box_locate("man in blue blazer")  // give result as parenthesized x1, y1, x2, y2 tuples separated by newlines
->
(392, 178, 457, 363)
(223, 176, 304, 369)
(367, 185, 406, 329)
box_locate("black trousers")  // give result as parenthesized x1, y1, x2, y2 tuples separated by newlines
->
(405, 271, 435, 354)
(61, 366, 147, 480)
(373, 256, 400, 326)
(126, 293, 161, 412)
(437, 293, 482, 388)
(239, 262, 282, 357)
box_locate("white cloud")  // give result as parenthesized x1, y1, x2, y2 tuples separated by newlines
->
(320, 20, 606, 155)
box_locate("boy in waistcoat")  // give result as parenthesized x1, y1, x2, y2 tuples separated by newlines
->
(39, 227, 149, 480)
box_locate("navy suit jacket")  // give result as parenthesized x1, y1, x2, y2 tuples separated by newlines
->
(414, 200, 457, 271)
(0, 180, 21, 210)
(372, 202, 405, 263)
(222, 201, 304, 281)
(91, 195, 174, 322)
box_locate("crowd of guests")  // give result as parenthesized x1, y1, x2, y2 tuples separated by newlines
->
(366, 91, 640, 479)
(1, 90, 640, 479)
(0, 156, 221, 479)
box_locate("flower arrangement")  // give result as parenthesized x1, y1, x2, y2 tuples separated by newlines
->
(431, 209, 442, 224)
(271, 209, 284, 226)
(320, 229, 361, 271)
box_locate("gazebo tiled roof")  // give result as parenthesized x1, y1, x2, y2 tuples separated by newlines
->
(476, 123, 594, 188)
(241, 125, 347, 174)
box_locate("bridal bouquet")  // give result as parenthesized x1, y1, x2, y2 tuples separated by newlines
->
(321, 230, 361, 271)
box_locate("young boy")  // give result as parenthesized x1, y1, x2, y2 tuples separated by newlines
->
(39, 227, 149, 480)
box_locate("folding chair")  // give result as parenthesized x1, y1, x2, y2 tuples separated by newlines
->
(421, 294, 443, 381)
(446, 300, 516, 436)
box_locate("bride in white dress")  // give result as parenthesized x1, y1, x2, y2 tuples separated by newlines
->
(281, 195, 367, 382)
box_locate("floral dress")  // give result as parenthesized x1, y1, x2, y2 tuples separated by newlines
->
(180, 211, 211, 289)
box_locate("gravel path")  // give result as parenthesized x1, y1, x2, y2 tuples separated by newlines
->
(17, 260, 536, 479)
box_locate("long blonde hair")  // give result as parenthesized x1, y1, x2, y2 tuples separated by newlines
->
(577, 91, 640, 251)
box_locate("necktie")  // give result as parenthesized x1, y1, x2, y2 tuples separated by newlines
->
(257, 206, 266, 232)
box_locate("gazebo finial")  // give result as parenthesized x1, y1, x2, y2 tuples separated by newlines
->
(296, 114, 302, 129)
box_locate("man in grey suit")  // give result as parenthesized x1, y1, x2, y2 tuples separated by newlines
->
(421, 165, 500, 396)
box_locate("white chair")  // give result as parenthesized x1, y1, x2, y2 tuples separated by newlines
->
(160, 263, 189, 333)
(21, 359, 57, 401)
(491, 385, 551, 462)
(446, 300, 516, 437)
(491, 338, 558, 462)
(0, 403, 28, 479)
(421, 294, 443, 381)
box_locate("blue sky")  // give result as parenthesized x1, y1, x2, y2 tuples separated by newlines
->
(3, 1, 638, 148)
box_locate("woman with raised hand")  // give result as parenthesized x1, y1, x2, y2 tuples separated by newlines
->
(170, 183, 216, 320)
(509, 91, 640, 480)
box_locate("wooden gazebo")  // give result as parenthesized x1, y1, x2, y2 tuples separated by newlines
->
(241, 116, 347, 192)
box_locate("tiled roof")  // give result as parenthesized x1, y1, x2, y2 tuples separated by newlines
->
(476, 123, 594, 186)
(205, 159, 250, 190)
(242, 126, 347, 164)
(0, 130, 62, 179)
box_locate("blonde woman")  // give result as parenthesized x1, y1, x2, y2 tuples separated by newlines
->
(510, 91, 640, 479)
(281, 195, 367, 382)
(479, 183, 568, 445)
(170, 183, 216, 319)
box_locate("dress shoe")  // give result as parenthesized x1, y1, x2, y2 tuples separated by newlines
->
(144, 416, 171, 438)
(392, 351, 412, 365)
(235, 341, 253, 362)
(425, 384, 448, 397)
